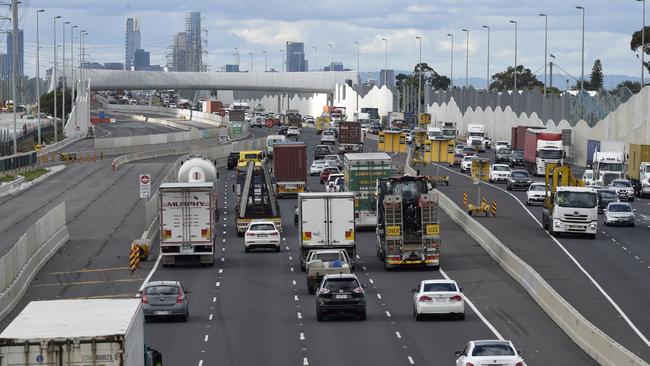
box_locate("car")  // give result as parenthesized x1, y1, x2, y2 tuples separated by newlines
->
(321, 130, 336, 144)
(460, 155, 477, 173)
(320, 167, 340, 184)
(495, 147, 512, 163)
(526, 182, 547, 205)
(610, 179, 635, 201)
(455, 340, 525, 366)
(306, 249, 353, 293)
(604, 202, 636, 227)
(227, 151, 240, 170)
(494, 140, 510, 152)
(278, 125, 289, 135)
(451, 153, 464, 166)
(454, 144, 466, 154)
(333, 177, 345, 192)
(141, 281, 190, 322)
(323, 154, 342, 169)
(244, 221, 281, 252)
(287, 126, 301, 137)
(402, 129, 413, 143)
(303, 115, 315, 124)
(314, 144, 334, 160)
(462, 146, 477, 156)
(489, 164, 512, 183)
(411, 279, 465, 321)
(596, 188, 618, 213)
(509, 150, 525, 168)
(360, 123, 369, 133)
(251, 116, 265, 127)
(310, 160, 331, 175)
(315, 273, 366, 321)
(217, 135, 232, 144)
(506, 170, 532, 191)
(325, 174, 344, 192)
(369, 122, 382, 134)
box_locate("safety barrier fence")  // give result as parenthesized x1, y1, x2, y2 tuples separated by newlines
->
(0, 202, 69, 321)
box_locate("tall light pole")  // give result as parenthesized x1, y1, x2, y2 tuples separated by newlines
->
(638, 0, 646, 86)
(280, 49, 284, 72)
(447, 34, 454, 88)
(262, 50, 267, 72)
(482, 26, 490, 90)
(234, 48, 239, 68)
(539, 14, 548, 95)
(62, 21, 69, 131)
(70, 25, 77, 134)
(9, 0, 17, 154)
(328, 42, 333, 71)
(354, 41, 360, 112)
(312, 46, 317, 71)
(382, 38, 388, 86)
(509, 20, 518, 95)
(80, 30, 86, 85)
(576, 5, 585, 93)
(53, 15, 61, 143)
(36, 9, 45, 146)
(415, 36, 422, 115)
(248, 51, 253, 72)
(462, 29, 469, 87)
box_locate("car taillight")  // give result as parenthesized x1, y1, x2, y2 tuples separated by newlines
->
(176, 293, 184, 304)
(269, 231, 279, 236)
(418, 295, 433, 302)
(352, 287, 363, 294)
(142, 293, 149, 304)
(246, 232, 255, 237)
(464, 363, 474, 366)
(515, 362, 524, 366)
(450, 295, 462, 302)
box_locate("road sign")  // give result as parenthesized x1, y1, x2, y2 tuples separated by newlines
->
(232, 122, 243, 134)
(139, 174, 151, 199)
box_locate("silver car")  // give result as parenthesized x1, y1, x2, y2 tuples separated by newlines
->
(610, 179, 635, 202)
(141, 281, 190, 322)
(603, 202, 636, 227)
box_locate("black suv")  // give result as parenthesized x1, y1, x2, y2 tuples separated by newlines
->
(227, 152, 240, 170)
(316, 274, 366, 321)
(597, 188, 618, 213)
(506, 170, 532, 191)
(314, 145, 333, 160)
(495, 148, 512, 163)
(510, 150, 525, 168)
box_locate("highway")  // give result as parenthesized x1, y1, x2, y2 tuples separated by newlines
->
(418, 150, 650, 361)
(143, 129, 593, 365)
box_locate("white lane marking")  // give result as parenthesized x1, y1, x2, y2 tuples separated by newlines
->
(407, 356, 415, 364)
(286, 246, 290, 250)
(204, 335, 209, 342)
(440, 268, 504, 340)
(356, 254, 360, 259)
(611, 238, 616, 242)
(369, 278, 374, 284)
(209, 314, 213, 321)
(223, 231, 226, 234)
(622, 247, 628, 251)
(297, 312, 302, 319)
(222, 248, 225, 251)
(303, 357, 309, 366)
(198, 360, 203, 366)
(601, 231, 607, 234)
(362, 266, 367, 271)
(300, 332, 305, 340)
(221, 257, 225, 262)
(432, 162, 650, 347)
(385, 311, 391, 317)
(212, 297, 217, 303)
(292, 280, 297, 286)
(138, 253, 162, 292)
(395, 331, 402, 339)
(289, 256, 293, 260)
(294, 295, 299, 301)
(216, 282, 221, 287)
(290, 267, 294, 272)
(283, 237, 287, 241)
(222, 239, 226, 242)
(635, 256, 640, 260)
(219, 269, 223, 274)
(377, 294, 382, 299)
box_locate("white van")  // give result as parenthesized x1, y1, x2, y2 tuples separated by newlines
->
(266, 135, 287, 157)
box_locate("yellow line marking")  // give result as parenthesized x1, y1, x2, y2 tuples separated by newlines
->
(31, 278, 145, 288)
(43, 266, 152, 275)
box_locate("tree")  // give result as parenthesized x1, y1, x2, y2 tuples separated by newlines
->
(39, 90, 72, 118)
(589, 59, 603, 91)
(630, 26, 650, 74)
(616, 80, 642, 93)
(489, 65, 543, 91)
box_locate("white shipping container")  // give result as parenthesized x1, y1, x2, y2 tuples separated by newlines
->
(299, 192, 355, 250)
(0, 299, 144, 366)
(159, 182, 215, 248)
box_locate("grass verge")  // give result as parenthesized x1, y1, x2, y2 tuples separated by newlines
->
(22, 168, 49, 181)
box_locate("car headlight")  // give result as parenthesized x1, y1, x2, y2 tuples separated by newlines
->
(589, 224, 597, 229)
(554, 221, 561, 227)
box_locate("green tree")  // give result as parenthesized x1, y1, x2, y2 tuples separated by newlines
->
(616, 80, 642, 93)
(39, 89, 72, 118)
(630, 26, 650, 74)
(489, 65, 543, 91)
(589, 59, 604, 91)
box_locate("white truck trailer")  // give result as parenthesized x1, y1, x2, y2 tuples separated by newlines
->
(0, 299, 161, 366)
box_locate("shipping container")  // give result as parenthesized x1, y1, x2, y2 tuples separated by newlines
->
(627, 143, 650, 181)
(344, 153, 392, 227)
(524, 129, 563, 175)
(338, 121, 363, 153)
(511, 126, 543, 151)
(273, 143, 308, 196)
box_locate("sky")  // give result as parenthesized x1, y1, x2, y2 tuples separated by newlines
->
(3, 0, 647, 85)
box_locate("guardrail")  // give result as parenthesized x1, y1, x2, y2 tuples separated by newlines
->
(0, 202, 69, 321)
(404, 151, 647, 365)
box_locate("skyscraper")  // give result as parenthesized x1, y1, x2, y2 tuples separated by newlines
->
(167, 12, 204, 72)
(134, 49, 150, 71)
(125, 17, 141, 70)
(4, 29, 23, 79)
(286, 42, 308, 72)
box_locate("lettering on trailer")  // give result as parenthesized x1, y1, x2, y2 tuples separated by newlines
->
(165, 201, 209, 207)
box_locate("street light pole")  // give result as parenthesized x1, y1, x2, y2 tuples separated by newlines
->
(10, 0, 17, 154)
(447, 34, 454, 88)
(36, 9, 45, 146)
(353, 41, 360, 112)
(328, 42, 333, 71)
(382, 38, 388, 87)
(53, 15, 61, 143)
(312, 46, 317, 71)
(63, 21, 69, 134)
(482, 26, 490, 90)
(539, 14, 548, 95)
(576, 5, 585, 93)
(262, 51, 267, 72)
(638, 0, 646, 86)
(510, 20, 518, 96)
(248, 51, 253, 72)
(415, 36, 422, 115)
(462, 29, 469, 87)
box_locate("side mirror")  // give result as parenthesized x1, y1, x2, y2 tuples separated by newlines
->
(362, 283, 368, 289)
(184, 289, 192, 294)
(410, 288, 417, 293)
(134, 292, 142, 299)
(454, 350, 462, 357)
(517, 349, 524, 356)
(459, 287, 463, 292)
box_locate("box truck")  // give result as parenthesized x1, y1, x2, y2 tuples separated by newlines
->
(343, 153, 392, 228)
(273, 142, 307, 197)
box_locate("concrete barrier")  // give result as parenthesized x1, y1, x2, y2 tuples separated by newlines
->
(0, 176, 25, 196)
(0, 202, 69, 321)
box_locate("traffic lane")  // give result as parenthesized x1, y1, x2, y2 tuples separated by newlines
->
(0, 159, 172, 330)
(94, 119, 182, 138)
(145, 167, 303, 366)
(422, 162, 650, 361)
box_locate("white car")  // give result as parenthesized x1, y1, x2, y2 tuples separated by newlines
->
(526, 182, 547, 205)
(251, 116, 265, 127)
(325, 174, 344, 192)
(454, 144, 466, 154)
(460, 156, 477, 173)
(321, 130, 336, 144)
(324, 154, 342, 169)
(287, 126, 301, 137)
(603, 202, 636, 227)
(244, 221, 281, 252)
(494, 140, 510, 152)
(610, 179, 635, 202)
(582, 169, 596, 186)
(412, 279, 465, 320)
(489, 164, 512, 183)
(455, 340, 525, 366)
(310, 160, 331, 175)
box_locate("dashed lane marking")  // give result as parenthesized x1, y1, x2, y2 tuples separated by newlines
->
(212, 297, 217, 303)
(294, 295, 299, 301)
(297, 312, 302, 319)
(216, 282, 221, 287)
(198, 360, 203, 366)
(209, 314, 213, 321)
(303, 357, 309, 365)
(292, 280, 297, 286)
(377, 294, 382, 299)
(395, 331, 402, 339)
(369, 278, 374, 284)
(385, 311, 391, 317)
(219, 269, 223, 274)
(300, 332, 305, 340)
(408, 356, 415, 364)
(204, 335, 209, 342)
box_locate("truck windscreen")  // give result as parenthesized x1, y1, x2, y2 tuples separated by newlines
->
(598, 162, 623, 171)
(556, 191, 597, 208)
(539, 149, 563, 159)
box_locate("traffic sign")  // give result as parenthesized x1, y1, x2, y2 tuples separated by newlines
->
(139, 174, 151, 199)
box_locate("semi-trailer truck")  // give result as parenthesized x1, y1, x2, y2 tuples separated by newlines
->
(338, 121, 363, 153)
(441, 121, 457, 139)
(159, 156, 217, 267)
(592, 140, 625, 186)
(343, 153, 393, 228)
(466, 124, 486, 152)
(627, 143, 650, 197)
(523, 129, 564, 176)
(273, 142, 308, 197)
(236, 160, 282, 235)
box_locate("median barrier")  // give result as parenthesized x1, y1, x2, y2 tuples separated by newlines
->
(0, 202, 69, 321)
(0, 176, 25, 196)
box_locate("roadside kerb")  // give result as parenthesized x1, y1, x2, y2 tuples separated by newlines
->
(404, 152, 647, 365)
(0, 202, 69, 321)
(0, 176, 25, 196)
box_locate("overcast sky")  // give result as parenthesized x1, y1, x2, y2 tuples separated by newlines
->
(5, 0, 647, 83)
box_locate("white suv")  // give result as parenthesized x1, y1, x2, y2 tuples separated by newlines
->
(321, 130, 336, 144)
(489, 164, 512, 183)
(460, 156, 477, 173)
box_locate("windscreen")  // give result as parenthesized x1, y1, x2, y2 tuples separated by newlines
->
(423, 283, 457, 292)
(556, 191, 597, 208)
(472, 344, 515, 356)
(599, 190, 617, 198)
(609, 204, 631, 212)
(146, 285, 179, 295)
(324, 278, 359, 290)
(511, 171, 529, 179)
(512, 150, 524, 158)
(612, 180, 631, 187)
(539, 149, 563, 159)
(645, 166, 650, 173)
(250, 223, 276, 231)
(499, 148, 512, 155)
(314, 253, 342, 262)
(529, 184, 546, 191)
(493, 165, 510, 171)
(598, 162, 623, 171)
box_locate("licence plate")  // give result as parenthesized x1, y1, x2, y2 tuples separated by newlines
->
(435, 298, 446, 303)
(154, 311, 169, 315)
(257, 234, 267, 238)
(335, 294, 348, 299)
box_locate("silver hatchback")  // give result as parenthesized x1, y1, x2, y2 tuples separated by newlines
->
(141, 281, 190, 322)
(604, 202, 636, 227)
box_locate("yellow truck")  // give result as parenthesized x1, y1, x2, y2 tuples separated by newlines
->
(315, 117, 331, 134)
(236, 150, 264, 171)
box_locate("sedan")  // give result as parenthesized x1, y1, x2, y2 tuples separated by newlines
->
(287, 126, 301, 137)
(455, 340, 525, 366)
(454, 144, 466, 155)
(278, 125, 289, 135)
(461, 156, 477, 173)
(526, 182, 547, 205)
(506, 170, 532, 191)
(604, 202, 635, 227)
(462, 146, 477, 156)
(489, 164, 512, 183)
(310, 160, 331, 175)
(316, 274, 366, 321)
(244, 221, 281, 252)
(320, 167, 341, 184)
(324, 154, 342, 169)
(325, 173, 344, 192)
(610, 179, 635, 202)
(412, 279, 465, 320)
(141, 281, 190, 322)
(314, 145, 334, 160)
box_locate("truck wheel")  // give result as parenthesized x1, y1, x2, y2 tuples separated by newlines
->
(181, 310, 189, 322)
